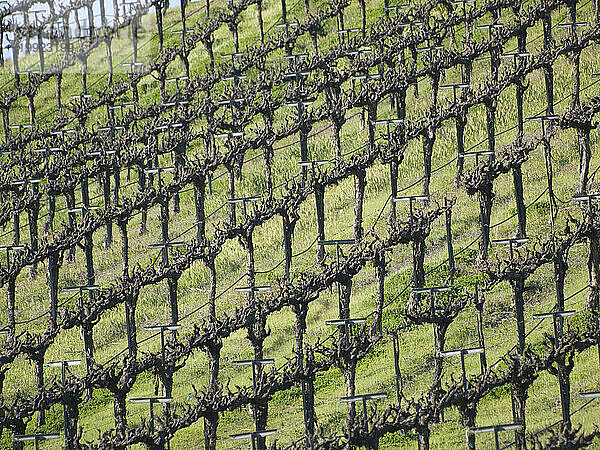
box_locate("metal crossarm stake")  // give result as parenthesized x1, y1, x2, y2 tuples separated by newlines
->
(17, 69, 41, 77)
(491, 237, 529, 260)
(220, 52, 244, 72)
(33, 146, 64, 159)
(88, 150, 117, 158)
(166, 76, 189, 92)
(163, 99, 190, 108)
(108, 103, 135, 118)
(285, 99, 314, 114)
(556, 21, 587, 32)
(439, 83, 469, 103)
(214, 132, 243, 140)
(393, 195, 428, 226)
(580, 392, 600, 399)
(122, 0, 142, 13)
(531, 310, 575, 347)
(412, 286, 452, 313)
(148, 242, 185, 249)
(275, 22, 299, 34)
(63, 285, 99, 295)
(326, 318, 366, 348)
(500, 52, 529, 67)
(50, 129, 76, 140)
(318, 239, 355, 271)
(384, 4, 407, 14)
(345, 48, 371, 58)
(283, 70, 310, 80)
(12, 433, 60, 449)
(416, 45, 444, 54)
(573, 193, 600, 213)
(9, 124, 32, 135)
(145, 166, 175, 190)
(325, 318, 367, 329)
(67, 206, 100, 214)
(458, 149, 494, 166)
(172, 28, 196, 37)
(412, 286, 452, 294)
(235, 286, 272, 293)
(70, 94, 92, 102)
(525, 115, 559, 138)
(218, 97, 245, 118)
(227, 195, 261, 218)
(283, 52, 308, 63)
(468, 424, 523, 450)
(337, 28, 360, 43)
(375, 119, 403, 140)
(120, 61, 144, 75)
(222, 74, 247, 83)
(156, 123, 184, 138)
(10, 178, 42, 186)
(476, 23, 504, 40)
(235, 285, 271, 303)
(46, 360, 83, 384)
(440, 347, 484, 392)
(98, 125, 125, 135)
(352, 72, 380, 81)
(144, 324, 181, 369)
(451, 0, 474, 14)
(71, 24, 92, 41)
(148, 241, 184, 268)
(398, 21, 423, 31)
(129, 397, 174, 433)
(297, 160, 328, 178)
(217, 97, 244, 106)
(339, 393, 386, 432)
(233, 359, 275, 390)
(229, 430, 277, 450)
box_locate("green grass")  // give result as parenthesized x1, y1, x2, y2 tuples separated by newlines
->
(1, 0, 600, 448)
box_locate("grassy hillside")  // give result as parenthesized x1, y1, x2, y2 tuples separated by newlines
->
(1, 0, 600, 448)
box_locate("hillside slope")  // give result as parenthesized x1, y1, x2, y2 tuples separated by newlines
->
(0, 0, 600, 448)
